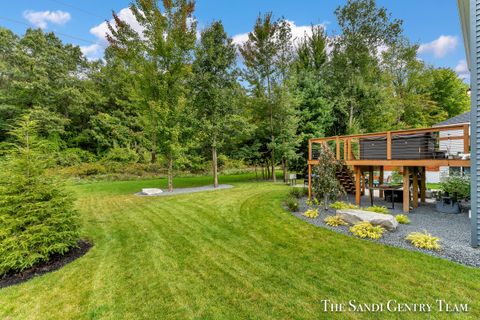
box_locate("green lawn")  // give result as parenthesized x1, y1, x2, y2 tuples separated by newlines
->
(1, 174, 479, 319)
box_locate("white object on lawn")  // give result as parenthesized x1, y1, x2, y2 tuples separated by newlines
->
(141, 188, 164, 196)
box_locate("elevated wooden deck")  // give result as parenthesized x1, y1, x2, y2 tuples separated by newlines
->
(307, 124, 471, 213)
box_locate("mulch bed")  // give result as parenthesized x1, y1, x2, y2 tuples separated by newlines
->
(0, 239, 92, 289)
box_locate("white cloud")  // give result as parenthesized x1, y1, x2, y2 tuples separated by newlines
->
(232, 20, 328, 48)
(80, 44, 102, 60)
(418, 35, 458, 58)
(90, 7, 144, 43)
(455, 59, 470, 80)
(23, 10, 71, 29)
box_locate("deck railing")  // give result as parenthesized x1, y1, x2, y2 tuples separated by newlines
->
(309, 124, 470, 162)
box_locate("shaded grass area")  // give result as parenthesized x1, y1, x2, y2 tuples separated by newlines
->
(1, 175, 479, 319)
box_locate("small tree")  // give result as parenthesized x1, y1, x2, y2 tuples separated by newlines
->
(312, 144, 344, 209)
(192, 21, 239, 188)
(0, 115, 79, 276)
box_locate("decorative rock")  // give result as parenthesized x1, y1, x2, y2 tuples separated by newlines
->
(337, 209, 398, 231)
(141, 188, 163, 196)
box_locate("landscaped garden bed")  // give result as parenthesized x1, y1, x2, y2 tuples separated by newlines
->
(0, 240, 92, 289)
(291, 195, 480, 268)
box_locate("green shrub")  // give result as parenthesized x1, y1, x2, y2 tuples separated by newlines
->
(439, 174, 470, 199)
(56, 148, 97, 167)
(289, 187, 308, 199)
(395, 214, 411, 224)
(303, 209, 319, 219)
(58, 162, 107, 177)
(0, 116, 79, 276)
(284, 197, 299, 212)
(406, 231, 441, 250)
(350, 222, 385, 240)
(324, 215, 348, 227)
(365, 205, 389, 214)
(330, 201, 359, 210)
(102, 147, 139, 164)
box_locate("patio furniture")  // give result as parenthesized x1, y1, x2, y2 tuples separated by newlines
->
(368, 184, 403, 209)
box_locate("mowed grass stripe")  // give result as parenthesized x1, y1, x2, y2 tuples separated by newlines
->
(1, 176, 479, 319)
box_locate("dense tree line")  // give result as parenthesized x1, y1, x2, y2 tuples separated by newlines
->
(0, 0, 470, 186)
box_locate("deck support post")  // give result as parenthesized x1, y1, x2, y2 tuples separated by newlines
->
(368, 166, 374, 199)
(412, 167, 419, 208)
(308, 164, 312, 199)
(379, 166, 384, 198)
(403, 166, 410, 213)
(361, 171, 365, 196)
(308, 139, 312, 199)
(355, 166, 361, 206)
(336, 136, 340, 160)
(420, 167, 426, 203)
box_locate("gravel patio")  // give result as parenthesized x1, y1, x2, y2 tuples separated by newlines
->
(292, 192, 480, 268)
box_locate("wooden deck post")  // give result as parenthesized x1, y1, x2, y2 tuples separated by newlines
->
(308, 164, 312, 199)
(355, 166, 361, 206)
(361, 171, 365, 195)
(336, 136, 340, 160)
(346, 139, 350, 161)
(343, 139, 347, 160)
(403, 166, 410, 213)
(387, 131, 392, 160)
(368, 166, 374, 199)
(308, 140, 312, 199)
(420, 167, 426, 203)
(412, 167, 419, 208)
(379, 166, 384, 198)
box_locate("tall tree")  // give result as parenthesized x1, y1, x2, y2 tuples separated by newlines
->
(192, 21, 239, 188)
(240, 14, 298, 182)
(107, 0, 197, 191)
(292, 25, 334, 173)
(330, 0, 403, 133)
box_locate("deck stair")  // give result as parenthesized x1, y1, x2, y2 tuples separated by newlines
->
(336, 165, 356, 194)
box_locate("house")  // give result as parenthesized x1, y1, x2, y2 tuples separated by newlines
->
(457, 0, 479, 247)
(430, 111, 472, 182)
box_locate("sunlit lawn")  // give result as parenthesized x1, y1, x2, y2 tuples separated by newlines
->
(1, 173, 479, 319)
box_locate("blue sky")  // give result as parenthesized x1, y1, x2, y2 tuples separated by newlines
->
(0, 0, 469, 80)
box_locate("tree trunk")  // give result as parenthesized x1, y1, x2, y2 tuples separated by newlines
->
(151, 132, 157, 164)
(167, 156, 173, 192)
(282, 158, 287, 183)
(254, 162, 258, 181)
(324, 193, 329, 211)
(212, 145, 218, 188)
(271, 149, 276, 182)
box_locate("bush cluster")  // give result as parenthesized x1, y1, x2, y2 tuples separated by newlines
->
(406, 231, 441, 250)
(324, 215, 348, 227)
(289, 187, 308, 199)
(303, 209, 319, 219)
(330, 201, 359, 210)
(395, 214, 411, 224)
(284, 197, 299, 212)
(350, 222, 385, 240)
(365, 205, 389, 214)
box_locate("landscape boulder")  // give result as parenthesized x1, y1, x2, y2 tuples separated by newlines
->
(337, 209, 398, 231)
(140, 188, 163, 196)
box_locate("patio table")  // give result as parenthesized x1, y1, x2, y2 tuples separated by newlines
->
(367, 184, 403, 209)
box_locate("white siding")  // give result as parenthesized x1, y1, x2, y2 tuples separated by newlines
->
(472, 0, 480, 246)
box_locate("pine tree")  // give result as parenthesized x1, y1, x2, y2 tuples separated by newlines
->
(0, 115, 79, 276)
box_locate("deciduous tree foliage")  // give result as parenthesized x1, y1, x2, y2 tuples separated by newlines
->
(0, 0, 471, 181)
(106, 0, 197, 191)
(192, 21, 241, 188)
